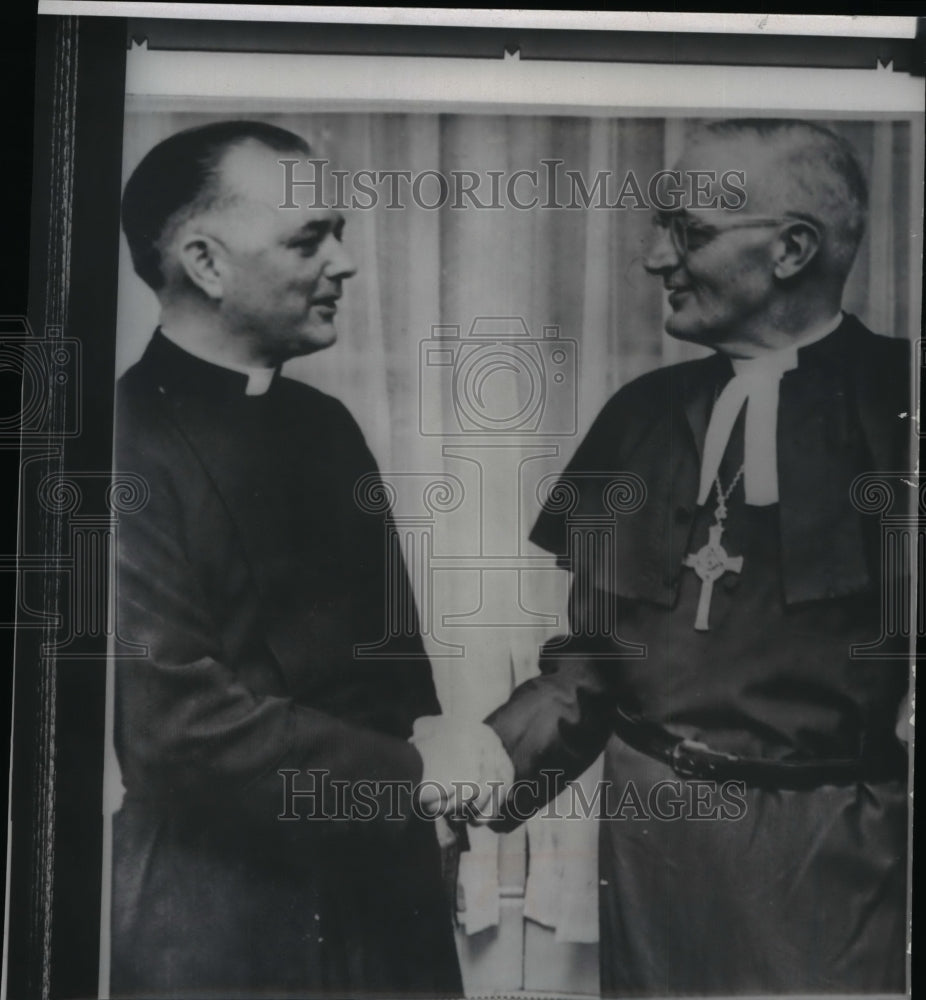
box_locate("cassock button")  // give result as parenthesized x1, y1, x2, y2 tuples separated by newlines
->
(674, 506, 692, 525)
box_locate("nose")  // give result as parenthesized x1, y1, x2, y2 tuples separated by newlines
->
(322, 233, 357, 281)
(643, 224, 681, 276)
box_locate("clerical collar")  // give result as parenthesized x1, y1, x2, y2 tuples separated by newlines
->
(159, 326, 278, 396)
(698, 312, 844, 507)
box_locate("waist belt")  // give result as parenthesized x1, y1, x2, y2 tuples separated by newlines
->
(614, 715, 907, 790)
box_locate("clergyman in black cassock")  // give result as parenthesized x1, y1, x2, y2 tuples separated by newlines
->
(110, 121, 462, 997)
(483, 120, 911, 995)
(112, 332, 461, 995)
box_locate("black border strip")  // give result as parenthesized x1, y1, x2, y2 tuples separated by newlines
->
(127, 17, 925, 74)
(8, 15, 126, 1000)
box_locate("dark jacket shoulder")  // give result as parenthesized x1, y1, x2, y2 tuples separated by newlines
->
(562, 353, 723, 475)
(566, 314, 908, 473)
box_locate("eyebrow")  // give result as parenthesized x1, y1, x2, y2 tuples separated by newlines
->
(285, 216, 346, 243)
(653, 209, 714, 225)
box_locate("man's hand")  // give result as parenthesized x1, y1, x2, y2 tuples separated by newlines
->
(410, 716, 514, 820)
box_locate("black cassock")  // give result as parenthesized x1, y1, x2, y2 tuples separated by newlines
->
(111, 331, 462, 997)
(488, 316, 910, 996)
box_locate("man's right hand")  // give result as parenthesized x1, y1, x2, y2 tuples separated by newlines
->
(410, 716, 514, 820)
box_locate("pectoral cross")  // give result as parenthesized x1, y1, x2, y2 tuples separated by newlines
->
(682, 522, 743, 631)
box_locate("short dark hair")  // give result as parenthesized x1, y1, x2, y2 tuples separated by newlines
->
(121, 120, 311, 291)
(693, 118, 868, 280)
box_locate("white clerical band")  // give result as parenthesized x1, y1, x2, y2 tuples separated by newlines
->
(696, 315, 843, 508)
(696, 353, 797, 507)
(243, 368, 275, 395)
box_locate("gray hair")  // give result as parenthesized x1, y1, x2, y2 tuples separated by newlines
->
(694, 118, 868, 281)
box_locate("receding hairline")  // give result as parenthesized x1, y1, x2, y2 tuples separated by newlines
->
(197, 135, 309, 206)
(164, 134, 311, 239)
(682, 121, 867, 205)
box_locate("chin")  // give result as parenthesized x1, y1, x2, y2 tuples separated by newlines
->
(295, 324, 338, 355)
(664, 314, 703, 343)
(665, 309, 729, 347)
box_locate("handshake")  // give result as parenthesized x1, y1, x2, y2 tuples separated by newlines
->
(410, 715, 515, 824)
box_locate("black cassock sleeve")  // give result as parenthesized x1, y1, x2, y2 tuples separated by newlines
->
(484, 634, 622, 830)
(483, 389, 638, 829)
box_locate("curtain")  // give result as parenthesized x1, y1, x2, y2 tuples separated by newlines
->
(113, 109, 915, 949)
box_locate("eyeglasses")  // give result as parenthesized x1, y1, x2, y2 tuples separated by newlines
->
(653, 212, 818, 257)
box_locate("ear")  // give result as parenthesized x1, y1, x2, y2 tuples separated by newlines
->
(772, 220, 820, 280)
(175, 231, 227, 300)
